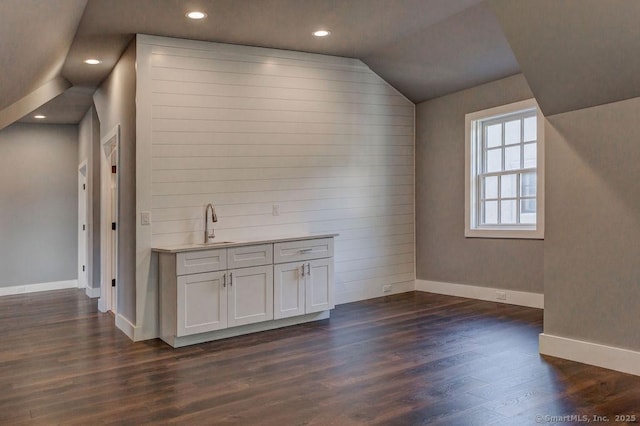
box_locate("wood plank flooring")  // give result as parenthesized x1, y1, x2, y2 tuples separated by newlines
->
(0, 290, 638, 425)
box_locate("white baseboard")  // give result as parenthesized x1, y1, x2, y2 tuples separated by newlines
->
(415, 279, 544, 309)
(114, 313, 156, 342)
(115, 313, 136, 340)
(540, 333, 640, 376)
(85, 286, 101, 298)
(0, 279, 79, 297)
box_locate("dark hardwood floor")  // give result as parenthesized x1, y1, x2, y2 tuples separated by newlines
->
(0, 290, 638, 425)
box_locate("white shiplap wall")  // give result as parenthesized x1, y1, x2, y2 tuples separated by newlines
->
(137, 35, 414, 304)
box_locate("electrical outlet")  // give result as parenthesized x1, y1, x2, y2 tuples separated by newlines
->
(272, 204, 280, 216)
(496, 291, 507, 301)
(141, 211, 151, 226)
(383, 284, 392, 293)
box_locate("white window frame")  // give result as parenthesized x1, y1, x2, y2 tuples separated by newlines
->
(465, 98, 545, 239)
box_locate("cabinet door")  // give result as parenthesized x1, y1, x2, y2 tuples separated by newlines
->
(177, 271, 227, 336)
(273, 262, 305, 319)
(227, 265, 274, 327)
(305, 258, 334, 314)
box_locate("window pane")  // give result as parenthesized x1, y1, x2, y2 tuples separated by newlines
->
(505, 120, 521, 145)
(521, 199, 536, 224)
(483, 201, 498, 224)
(523, 116, 536, 142)
(486, 124, 502, 148)
(501, 200, 517, 224)
(501, 174, 517, 198)
(483, 176, 498, 199)
(521, 172, 536, 197)
(486, 149, 502, 173)
(504, 145, 521, 170)
(524, 143, 537, 168)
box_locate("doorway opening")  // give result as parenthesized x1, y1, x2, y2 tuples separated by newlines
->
(99, 125, 119, 313)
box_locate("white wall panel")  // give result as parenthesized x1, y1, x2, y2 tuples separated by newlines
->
(137, 35, 415, 304)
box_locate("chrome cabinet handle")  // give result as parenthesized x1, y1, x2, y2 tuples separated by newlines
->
(230, 272, 233, 286)
(306, 263, 311, 276)
(301, 264, 305, 277)
(223, 273, 226, 287)
(299, 248, 313, 253)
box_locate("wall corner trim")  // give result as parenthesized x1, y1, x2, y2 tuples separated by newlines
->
(539, 333, 640, 377)
(0, 280, 79, 297)
(415, 279, 544, 309)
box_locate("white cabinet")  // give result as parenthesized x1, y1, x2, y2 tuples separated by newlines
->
(306, 258, 334, 314)
(161, 244, 274, 341)
(273, 239, 334, 320)
(175, 265, 273, 336)
(227, 265, 273, 327)
(157, 235, 335, 347)
(177, 270, 227, 336)
(273, 262, 305, 319)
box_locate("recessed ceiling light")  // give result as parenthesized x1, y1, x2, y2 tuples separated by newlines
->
(313, 30, 331, 37)
(34, 115, 46, 119)
(186, 11, 207, 20)
(84, 59, 102, 65)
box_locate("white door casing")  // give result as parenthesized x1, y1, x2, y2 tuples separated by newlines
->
(99, 125, 119, 313)
(78, 161, 88, 289)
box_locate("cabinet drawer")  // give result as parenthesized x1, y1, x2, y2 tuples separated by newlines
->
(177, 248, 227, 275)
(274, 238, 334, 264)
(227, 244, 273, 269)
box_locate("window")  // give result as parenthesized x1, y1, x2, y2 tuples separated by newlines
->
(465, 99, 544, 239)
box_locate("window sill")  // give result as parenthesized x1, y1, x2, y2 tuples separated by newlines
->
(465, 227, 544, 240)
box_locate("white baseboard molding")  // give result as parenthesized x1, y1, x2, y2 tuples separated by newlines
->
(114, 313, 156, 342)
(540, 333, 640, 377)
(115, 313, 136, 340)
(85, 286, 101, 298)
(415, 279, 544, 309)
(97, 298, 107, 312)
(0, 279, 79, 297)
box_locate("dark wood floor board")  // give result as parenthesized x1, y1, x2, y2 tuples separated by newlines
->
(0, 289, 638, 424)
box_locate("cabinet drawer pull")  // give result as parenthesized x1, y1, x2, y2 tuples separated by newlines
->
(306, 263, 311, 276)
(301, 264, 305, 277)
(223, 273, 226, 287)
(299, 248, 313, 253)
(230, 272, 233, 286)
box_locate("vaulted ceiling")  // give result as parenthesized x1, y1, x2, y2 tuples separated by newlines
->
(1, 0, 638, 128)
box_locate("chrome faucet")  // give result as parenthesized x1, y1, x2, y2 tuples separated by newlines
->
(204, 203, 218, 243)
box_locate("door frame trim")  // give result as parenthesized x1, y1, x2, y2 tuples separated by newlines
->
(99, 125, 120, 314)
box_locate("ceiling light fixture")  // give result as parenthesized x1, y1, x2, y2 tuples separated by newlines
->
(313, 30, 331, 37)
(34, 115, 46, 119)
(186, 11, 207, 20)
(84, 59, 102, 65)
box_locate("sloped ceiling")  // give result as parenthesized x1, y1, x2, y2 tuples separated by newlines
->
(364, 2, 519, 101)
(3, 0, 524, 126)
(0, 0, 87, 111)
(64, 0, 503, 103)
(490, 0, 640, 116)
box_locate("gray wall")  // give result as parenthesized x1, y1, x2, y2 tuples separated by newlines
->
(544, 96, 640, 351)
(0, 123, 78, 287)
(78, 106, 101, 289)
(93, 40, 136, 323)
(415, 74, 543, 293)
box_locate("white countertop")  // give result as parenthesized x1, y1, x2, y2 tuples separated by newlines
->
(152, 233, 339, 254)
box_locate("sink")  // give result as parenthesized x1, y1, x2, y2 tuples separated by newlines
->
(198, 241, 234, 246)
